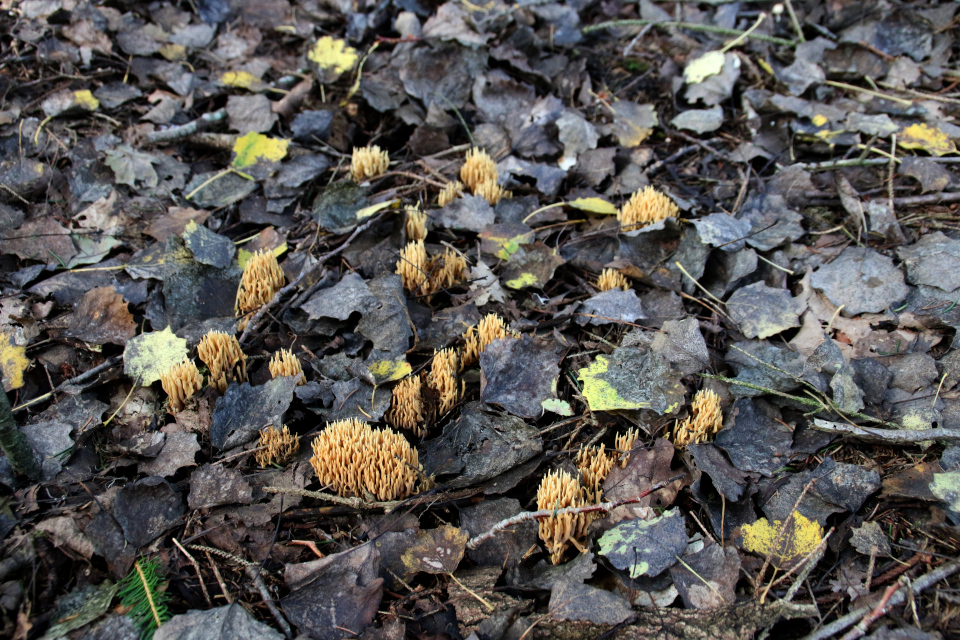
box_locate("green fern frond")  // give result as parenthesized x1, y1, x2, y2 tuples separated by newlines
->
(118, 557, 172, 640)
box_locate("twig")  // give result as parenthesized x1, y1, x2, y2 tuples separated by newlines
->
(244, 564, 293, 639)
(800, 559, 960, 640)
(466, 474, 685, 550)
(173, 538, 212, 607)
(838, 580, 902, 640)
(810, 418, 960, 444)
(144, 109, 227, 145)
(583, 19, 796, 46)
(13, 355, 122, 413)
(262, 486, 364, 509)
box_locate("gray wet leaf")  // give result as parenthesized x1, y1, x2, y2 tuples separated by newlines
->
(576, 288, 645, 326)
(736, 194, 805, 251)
(597, 508, 687, 578)
(114, 476, 185, 547)
(899, 157, 956, 193)
(421, 402, 542, 488)
(356, 274, 412, 361)
(690, 212, 752, 251)
(188, 463, 255, 510)
(301, 272, 379, 321)
(715, 398, 794, 477)
(897, 231, 960, 292)
(312, 181, 368, 234)
(549, 580, 633, 625)
(460, 498, 537, 568)
(155, 603, 285, 640)
(182, 221, 235, 269)
(670, 542, 740, 609)
(727, 281, 803, 340)
(727, 340, 804, 397)
(556, 108, 598, 170)
(685, 52, 740, 106)
(849, 521, 892, 558)
(210, 376, 299, 450)
(184, 170, 257, 208)
(670, 106, 724, 133)
(431, 194, 496, 232)
(687, 443, 748, 502)
(811, 246, 909, 315)
(20, 420, 73, 480)
(480, 335, 562, 419)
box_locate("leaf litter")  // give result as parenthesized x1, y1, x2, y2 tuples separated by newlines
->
(3, 0, 960, 638)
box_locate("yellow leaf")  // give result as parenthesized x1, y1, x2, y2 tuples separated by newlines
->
(159, 43, 187, 61)
(122, 326, 189, 386)
(73, 90, 99, 111)
(308, 36, 358, 82)
(577, 355, 647, 411)
(568, 197, 618, 215)
(220, 71, 267, 92)
(683, 50, 725, 84)
(231, 132, 289, 170)
(505, 272, 539, 289)
(356, 199, 397, 221)
(367, 360, 412, 384)
(238, 243, 287, 269)
(742, 512, 823, 569)
(899, 123, 957, 157)
(0, 331, 29, 390)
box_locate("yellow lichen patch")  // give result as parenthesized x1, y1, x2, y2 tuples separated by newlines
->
(437, 180, 463, 207)
(405, 204, 427, 242)
(397, 239, 430, 295)
(309, 418, 424, 501)
(673, 389, 723, 448)
(269, 349, 305, 385)
(576, 445, 615, 504)
(255, 425, 300, 467)
(426, 347, 460, 416)
(231, 132, 289, 170)
(0, 331, 29, 391)
(196, 330, 247, 393)
(614, 428, 639, 468)
(385, 375, 425, 437)
(308, 36, 358, 81)
(537, 469, 588, 565)
(596, 268, 630, 292)
(460, 148, 498, 192)
(461, 313, 519, 369)
(159, 359, 203, 413)
(350, 145, 390, 182)
(236, 249, 285, 315)
(473, 180, 511, 205)
(899, 122, 958, 157)
(742, 512, 824, 569)
(618, 186, 679, 230)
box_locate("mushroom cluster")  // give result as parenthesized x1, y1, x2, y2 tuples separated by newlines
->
(236, 249, 285, 316)
(461, 313, 519, 369)
(536, 470, 588, 565)
(309, 418, 425, 502)
(395, 240, 468, 299)
(159, 359, 203, 413)
(405, 204, 427, 242)
(255, 425, 300, 467)
(459, 148, 511, 205)
(385, 375, 425, 436)
(269, 348, 305, 385)
(618, 186, 678, 231)
(350, 145, 389, 182)
(595, 268, 631, 292)
(197, 330, 248, 393)
(673, 389, 724, 448)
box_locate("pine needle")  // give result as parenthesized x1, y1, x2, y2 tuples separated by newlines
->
(118, 558, 172, 640)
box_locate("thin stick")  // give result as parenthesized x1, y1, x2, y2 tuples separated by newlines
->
(583, 19, 796, 46)
(13, 356, 122, 412)
(800, 560, 960, 640)
(810, 418, 960, 444)
(838, 580, 903, 640)
(466, 474, 685, 550)
(173, 538, 212, 607)
(245, 564, 294, 639)
(144, 109, 227, 144)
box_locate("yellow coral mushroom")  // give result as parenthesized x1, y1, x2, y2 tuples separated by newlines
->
(673, 389, 723, 448)
(385, 375, 426, 437)
(255, 425, 300, 467)
(460, 148, 498, 192)
(197, 330, 248, 392)
(596, 268, 630, 292)
(437, 180, 464, 207)
(236, 249, 285, 315)
(309, 418, 424, 501)
(405, 204, 427, 242)
(461, 313, 519, 369)
(350, 145, 389, 182)
(269, 348, 305, 385)
(536, 469, 588, 565)
(618, 186, 678, 230)
(159, 359, 203, 413)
